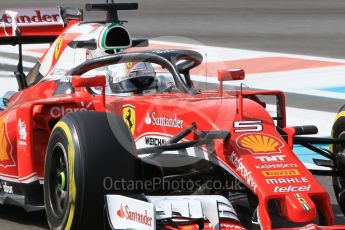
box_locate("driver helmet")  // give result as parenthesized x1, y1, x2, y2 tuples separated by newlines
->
(107, 62, 157, 93)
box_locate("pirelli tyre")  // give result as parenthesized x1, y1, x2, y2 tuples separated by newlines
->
(44, 111, 143, 230)
(331, 105, 345, 215)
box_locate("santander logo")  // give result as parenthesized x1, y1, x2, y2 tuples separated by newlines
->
(145, 111, 152, 125)
(117, 204, 125, 218)
(1, 10, 61, 24)
(144, 111, 184, 129)
(116, 203, 153, 227)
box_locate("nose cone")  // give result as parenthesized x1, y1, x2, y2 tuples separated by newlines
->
(283, 193, 316, 223)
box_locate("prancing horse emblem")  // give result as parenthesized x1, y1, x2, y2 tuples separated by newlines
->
(122, 105, 136, 134)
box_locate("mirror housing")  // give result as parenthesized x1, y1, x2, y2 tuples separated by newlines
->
(72, 75, 106, 108)
(72, 75, 106, 88)
(217, 69, 245, 82)
(218, 69, 245, 97)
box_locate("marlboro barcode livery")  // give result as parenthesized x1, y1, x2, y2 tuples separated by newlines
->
(0, 2, 345, 230)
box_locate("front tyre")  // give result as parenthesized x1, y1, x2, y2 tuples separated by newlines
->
(44, 112, 142, 230)
(331, 105, 345, 215)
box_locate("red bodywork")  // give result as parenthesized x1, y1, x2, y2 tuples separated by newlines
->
(0, 11, 344, 230)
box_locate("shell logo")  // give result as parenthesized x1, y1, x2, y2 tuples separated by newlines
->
(237, 133, 283, 154)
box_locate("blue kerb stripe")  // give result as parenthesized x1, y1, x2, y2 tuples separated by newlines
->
(321, 86, 345, 93)
(294, 144, 328, 164)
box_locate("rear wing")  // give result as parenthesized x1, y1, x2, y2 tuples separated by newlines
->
(0, 7, 82, 45)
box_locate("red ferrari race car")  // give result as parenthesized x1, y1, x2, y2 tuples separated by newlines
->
(1, 2, 345, 230)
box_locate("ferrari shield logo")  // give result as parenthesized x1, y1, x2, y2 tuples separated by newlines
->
(127, 62, 133, 68)
(122, 105, 136, 134)
(54, 37, 64, 60)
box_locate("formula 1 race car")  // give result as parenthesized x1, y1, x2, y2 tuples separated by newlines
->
(1, 2, 345, 230)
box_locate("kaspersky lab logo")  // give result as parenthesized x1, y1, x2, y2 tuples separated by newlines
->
(116, 203, 153, 227)
(144, 111, 183, 129)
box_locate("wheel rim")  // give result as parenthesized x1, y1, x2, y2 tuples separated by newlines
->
(48, 142, 69, 219)
(335, 131, 345, 175)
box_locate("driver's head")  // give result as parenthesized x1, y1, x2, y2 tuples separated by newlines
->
(107, 62, 156, 94)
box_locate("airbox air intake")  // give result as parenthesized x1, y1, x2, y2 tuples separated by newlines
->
(100, 24, 132, 50)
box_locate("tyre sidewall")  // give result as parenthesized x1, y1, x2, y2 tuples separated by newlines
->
(44, 120, 82, 230)
(331, 106, 345, 215)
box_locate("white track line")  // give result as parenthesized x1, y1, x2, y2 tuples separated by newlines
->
(284, 106, 335, 137)
(0, 56, 35, 68)
(191, 64, 345, 100)
(151, 40, 345, 63)
(0, 44, 48, 58)
(0, 77, 18, 95)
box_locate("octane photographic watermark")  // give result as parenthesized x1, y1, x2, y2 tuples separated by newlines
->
(103, 176, 245, 192)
